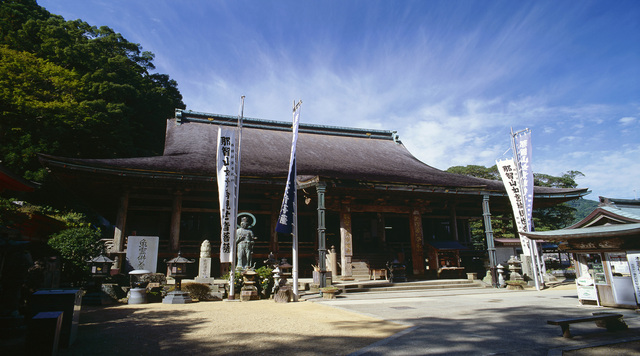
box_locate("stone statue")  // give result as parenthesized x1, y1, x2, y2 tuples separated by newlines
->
(200, 240, 211, 258)
(236, 216, 257, 269)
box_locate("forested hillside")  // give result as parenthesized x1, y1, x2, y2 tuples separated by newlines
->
(0, 0, 185, 182)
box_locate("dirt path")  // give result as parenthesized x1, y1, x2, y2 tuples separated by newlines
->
(59, 299, 408, 356)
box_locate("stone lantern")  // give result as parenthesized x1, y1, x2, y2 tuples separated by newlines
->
(87, 254, 114, 277)
(240, 269, 259, 301)
(163, 252, 195, 304)
(84, 254, 114, 305)
(273, 259, 293, 303)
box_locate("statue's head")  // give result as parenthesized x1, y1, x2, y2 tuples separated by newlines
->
(241, 216, 249, 228)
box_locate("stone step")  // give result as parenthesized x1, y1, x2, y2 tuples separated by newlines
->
(341, 279, 487, 293)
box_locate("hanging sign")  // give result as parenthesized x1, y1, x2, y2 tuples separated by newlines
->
(217, 127, 237, 263)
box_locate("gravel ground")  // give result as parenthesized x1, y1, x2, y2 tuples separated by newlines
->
(57, 298, 408, 356)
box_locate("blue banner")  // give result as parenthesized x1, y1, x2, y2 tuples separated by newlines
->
(275, 102, 301, 234)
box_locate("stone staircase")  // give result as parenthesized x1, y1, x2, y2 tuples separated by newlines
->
(338, 278, 489, 294)
(350, 260, 372, 280)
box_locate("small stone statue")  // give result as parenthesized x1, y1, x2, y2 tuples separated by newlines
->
(236, 216, 257, 269)
(200, 240, 211, 258)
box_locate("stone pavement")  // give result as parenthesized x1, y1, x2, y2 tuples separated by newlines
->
(310, 286, 640, 355)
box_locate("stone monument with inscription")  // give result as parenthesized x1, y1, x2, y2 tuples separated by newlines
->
(125, 236, 159, 273)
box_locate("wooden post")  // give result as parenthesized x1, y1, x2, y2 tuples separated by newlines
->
(483, 195, 498, 287)
(317, 183, 327, 288)
(409, 209, 425, 275)
(169, 190, 183, 252)
(450, 206, 459, 241)
(340, 205, 353, 279)
(112, 190, 129, 270)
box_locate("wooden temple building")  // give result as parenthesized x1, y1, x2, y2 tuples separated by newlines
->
(39, 109, 589, 279)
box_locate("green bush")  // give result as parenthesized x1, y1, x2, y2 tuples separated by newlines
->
(47, 226, 102, 286)
(182, 283, 212, 301)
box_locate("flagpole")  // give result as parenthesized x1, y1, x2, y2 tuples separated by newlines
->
(292, 159, 299, 301)
(229, 96, 245, 300)
(292, 101, 300, 301)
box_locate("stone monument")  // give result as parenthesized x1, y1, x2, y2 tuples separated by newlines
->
(195, 240, 215, 284)
(125, 236, 159, 272)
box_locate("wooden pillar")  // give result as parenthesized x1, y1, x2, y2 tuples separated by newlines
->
(450, 206, 459, 241)
(169, 190, 183, 252)
(340, 204, 353, 279)
(112, 190, 129, 270)
(409, 209, 425, 275)
(483, 195, 498, 287)
(317, 183, 327, 287)
(270, 198, 279, 253)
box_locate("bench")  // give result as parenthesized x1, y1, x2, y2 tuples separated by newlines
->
(547, 312, 627, 338)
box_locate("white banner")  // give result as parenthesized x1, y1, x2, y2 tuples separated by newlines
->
(496, 158, 531, 255)
(514, 130, 534, 231)
(627, 251, 640, 305)
(217, 127, 237, 263)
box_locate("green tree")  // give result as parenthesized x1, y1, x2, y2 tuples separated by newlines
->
(446, 165, 500, 180)
(0, 0, 185, 182)
(447, 165, 584, 246)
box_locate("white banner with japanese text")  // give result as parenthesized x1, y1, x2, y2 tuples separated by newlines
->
(514, 130, 534, 232)
(497, 158, 531, 255)
(217, 127, 237, 263)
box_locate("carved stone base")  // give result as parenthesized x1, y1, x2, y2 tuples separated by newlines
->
(240, 286, 259, 301)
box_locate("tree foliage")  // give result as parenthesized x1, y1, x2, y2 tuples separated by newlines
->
(0, 0, 185, 182)
(447, 165, 585, 247)
(48, 225, 103, 285)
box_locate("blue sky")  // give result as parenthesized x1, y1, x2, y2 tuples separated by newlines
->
(39, 0, 640, 200)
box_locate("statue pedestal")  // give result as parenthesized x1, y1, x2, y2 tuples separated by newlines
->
(240, 286, 259, 301)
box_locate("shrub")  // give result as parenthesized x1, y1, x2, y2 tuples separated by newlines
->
(182, 283, 212, 301)
(47, 226, 102, 285)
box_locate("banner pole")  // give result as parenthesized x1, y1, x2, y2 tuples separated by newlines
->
(292, 101, 300, 301)
(229, 96, 244, 299)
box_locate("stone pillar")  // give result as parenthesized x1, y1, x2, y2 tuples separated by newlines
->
(316, 183, 327, 288)
(409, 209, 425, 275)
(482, 195, 498, 287)
(169, 190, 183, 252)
(340, 208, 353, 279)
(112, 190, 129, 270)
